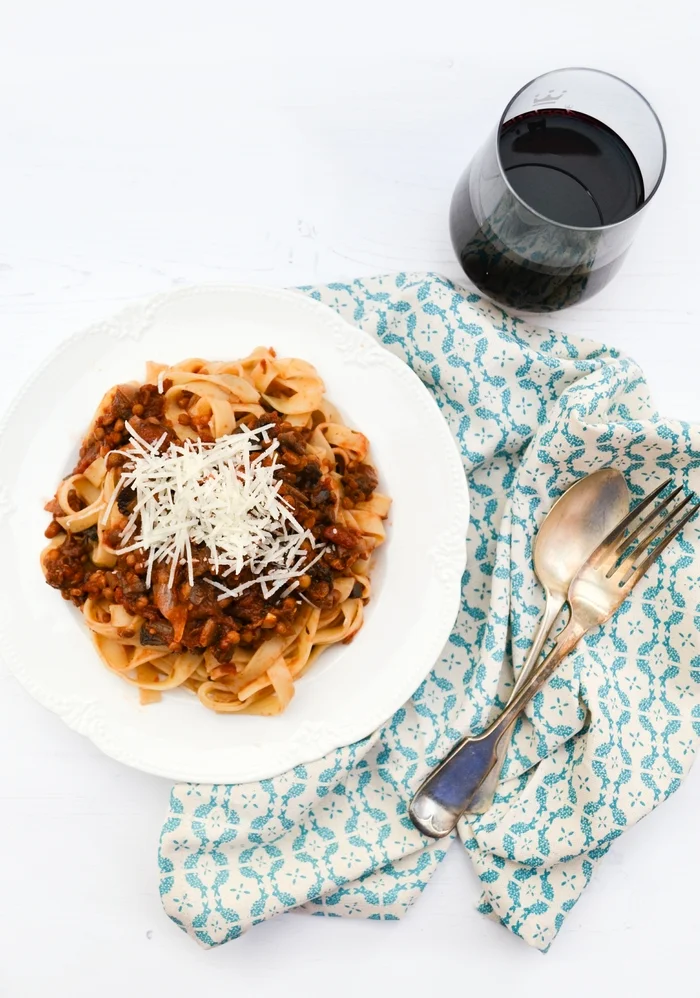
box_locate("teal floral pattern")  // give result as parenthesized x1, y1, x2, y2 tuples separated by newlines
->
(159, 274, 700, 950)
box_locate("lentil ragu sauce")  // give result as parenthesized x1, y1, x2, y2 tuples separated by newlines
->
(43, 380, 378, 666)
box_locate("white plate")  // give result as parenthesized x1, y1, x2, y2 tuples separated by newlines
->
(0, 285, 469, 782)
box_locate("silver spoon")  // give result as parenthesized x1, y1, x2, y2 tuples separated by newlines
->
(410, 467, 630, 836)
(412, 476, 696, 838)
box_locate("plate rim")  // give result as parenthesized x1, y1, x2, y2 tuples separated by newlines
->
(0, 283, 470, 782)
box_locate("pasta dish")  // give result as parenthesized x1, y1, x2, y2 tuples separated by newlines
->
(41, 350, 390, 715)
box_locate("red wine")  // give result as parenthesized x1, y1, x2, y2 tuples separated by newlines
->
(450, 110, 646, 311)
(500, 109, 644, 227)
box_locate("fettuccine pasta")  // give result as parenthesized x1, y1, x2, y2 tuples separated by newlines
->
(41, 349, 390, 715)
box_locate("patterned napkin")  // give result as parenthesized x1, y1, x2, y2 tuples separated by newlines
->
(159, 274, 700, 950)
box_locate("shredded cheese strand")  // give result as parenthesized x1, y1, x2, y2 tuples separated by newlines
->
(105, 424, 322, 595)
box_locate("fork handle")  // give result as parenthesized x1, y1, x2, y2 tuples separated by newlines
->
(468, 594, 564, 814)
(409, 619, 585, 838)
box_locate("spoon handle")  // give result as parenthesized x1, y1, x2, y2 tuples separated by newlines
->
(467, 594, 564, 813)
(409, 619, 584, 838)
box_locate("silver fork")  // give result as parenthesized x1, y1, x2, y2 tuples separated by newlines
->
(410, 478, 700, 838)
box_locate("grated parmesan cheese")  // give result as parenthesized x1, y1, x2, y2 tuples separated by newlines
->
(103, 422, 323, 598)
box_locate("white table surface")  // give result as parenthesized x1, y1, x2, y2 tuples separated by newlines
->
(2, 2, 699, 994)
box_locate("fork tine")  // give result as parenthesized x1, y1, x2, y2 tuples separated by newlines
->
(616, 492, 695, 581)
(622, 499, 700, 589)
(592, 478, 673, 560)
(615, 484, 684, 556)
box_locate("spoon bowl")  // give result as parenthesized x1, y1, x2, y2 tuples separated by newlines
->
(534, 467, 631, 605)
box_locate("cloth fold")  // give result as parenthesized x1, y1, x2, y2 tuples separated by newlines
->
(159, 273, 700, 950)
